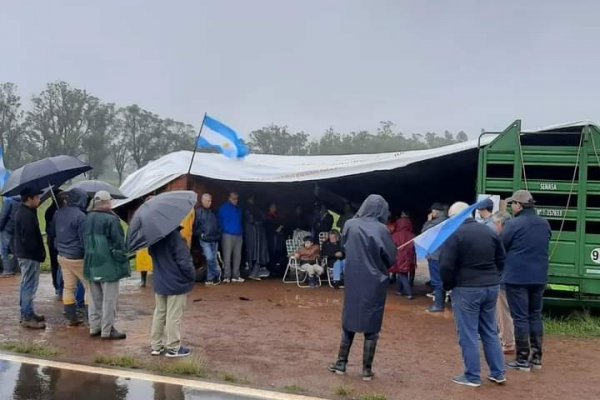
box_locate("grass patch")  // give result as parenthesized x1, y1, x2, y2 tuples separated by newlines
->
(334, 385, 355, 398)
(222, 373, 238, 383)
(283, 385, 306, 394)
(359, 394, 387, 400)
(94, 355, 142, 369)
(0, 341, 60, 357)
(154, 355, 207, 378)
(544, 310, 600, 338)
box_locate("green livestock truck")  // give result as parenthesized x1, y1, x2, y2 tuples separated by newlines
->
(477, 120, 600, 306)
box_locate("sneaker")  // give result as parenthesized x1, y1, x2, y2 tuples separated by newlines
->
(222, 278, 231, 283)
(231, 277, 245, 283)
(21, 319, 46, 330)
(406, 296, 414, 300)
(205, 281, 214, 286)
(531, 360, 542, 370)
(166, 346, 191, 358)
(212, 279, 221, 286)
(0, 273, 16, 278)
(506, 360, 531, 372)
(487, 375, 507, 384)
(248, 276, 261, 281)
(426, 305, 444, 313)
(258, 267, 270, 278)
(151, 347, 164, 356)
(426, 292, 435, 299)
(394, 291, 403, 297)
(451, 375, 481, 387)
(101, 328, 127, 340)
(32, 313, 45, 322)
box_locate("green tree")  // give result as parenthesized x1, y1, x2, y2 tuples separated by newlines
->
(249, 124, 309, 155)
(0, 82, 31, 168)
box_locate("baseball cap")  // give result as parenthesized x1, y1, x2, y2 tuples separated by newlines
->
(429, 202, 445, 212)
(94, 190, 113, 201)
(506, 190, 535, 205)
(476, 198, 494, 210)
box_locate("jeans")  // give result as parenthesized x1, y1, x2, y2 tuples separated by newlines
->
(332, 260, 345, 281)
(1, 232, 17, 274)
(151, 293, 187, 352)
(428, 259, 443, 291)
(505, 284, 545, 340)
(18, 259, 41, 320)
(451, 286, 505, 383)
(396, 273, 412, 297)
(200, 241, 220, 281)
(55, 266, 64, 295)
(221, 234, 243, 279)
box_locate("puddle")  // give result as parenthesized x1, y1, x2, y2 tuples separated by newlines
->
(0, 360, 268, 400)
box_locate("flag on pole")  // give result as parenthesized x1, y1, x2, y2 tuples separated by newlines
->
(0, 146, 10, 190)
(197, 115, 249, 159)
(414, 197, 491, 260)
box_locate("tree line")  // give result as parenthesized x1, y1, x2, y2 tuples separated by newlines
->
(1, 81, 469, 183)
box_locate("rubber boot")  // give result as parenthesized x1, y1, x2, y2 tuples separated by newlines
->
(328, 337, 353, 375)
(530, 335, 543, 370)
(506, 337, 531, 372)
(64, 304, 82, 327)
(140, 271, 147, 288)
(362, 339, 378, 381)
(426, 289, 445, 313)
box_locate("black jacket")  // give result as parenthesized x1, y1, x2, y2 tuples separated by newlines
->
(321, 240, 344, 269)
(195, 207, 221, 242)
(0, 197, 20, 235)
(14, 204, 46, 262)
(149, 229, 196, 296)
(440, 218, 505, 291)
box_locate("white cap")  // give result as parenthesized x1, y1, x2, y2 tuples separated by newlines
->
(94, 190, 112, 201)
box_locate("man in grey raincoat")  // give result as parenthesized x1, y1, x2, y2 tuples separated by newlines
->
(328, 195, 396, 381)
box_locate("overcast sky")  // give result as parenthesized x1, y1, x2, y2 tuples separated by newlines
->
(2, 0, 599, 140)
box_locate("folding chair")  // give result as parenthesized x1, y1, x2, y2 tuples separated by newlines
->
(282, 239, 310, 287)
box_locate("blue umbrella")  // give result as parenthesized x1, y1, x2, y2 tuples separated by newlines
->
(1, 155, 91, 197)
(127, 190, 197, 253)
(413, 197, 491, 260)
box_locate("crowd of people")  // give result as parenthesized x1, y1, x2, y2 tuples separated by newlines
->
(0, 185, 552, 383)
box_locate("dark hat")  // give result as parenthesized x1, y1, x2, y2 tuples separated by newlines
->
(20, 188, 43, 198)
(429, 202, 445, 212)
(476, 198, 494, 210)
(506, 190, 535, 205)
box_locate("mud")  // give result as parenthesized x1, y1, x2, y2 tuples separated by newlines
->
(0, 274, 599, 400)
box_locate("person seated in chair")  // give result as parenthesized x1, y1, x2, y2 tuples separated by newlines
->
(293, 236, 321, 288)
(322, 231, 345, 288)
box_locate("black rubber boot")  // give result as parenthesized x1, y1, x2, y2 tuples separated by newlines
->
(140, 271, 147, 288)
(64, 304, 82, 327)
(426, 289, 445, 313)
(506, 337, 531, 372)
(530, 336, 543, 370)
(328, 338, 353, 375)
(362, 339, 378, 381)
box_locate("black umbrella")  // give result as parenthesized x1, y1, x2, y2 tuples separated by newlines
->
(2, 155, 91, 197)
(127, 190, 197, 253)
(71, 180, 126, 199)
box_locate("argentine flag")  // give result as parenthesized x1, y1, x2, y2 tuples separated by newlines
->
(197, 115, 249, 159)
(414, 197, 491, 260)
(0, 146, 9, 190)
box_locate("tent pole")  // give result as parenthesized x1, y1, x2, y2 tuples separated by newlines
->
(187, 112, 207, 179)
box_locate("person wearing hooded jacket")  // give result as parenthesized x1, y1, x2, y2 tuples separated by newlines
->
(328, 195, 396, 381)
(390, 216, 416, 299)
(422, 202, 448, 312)
(53, 188, 91, 326)
(0, 195, 20, 277)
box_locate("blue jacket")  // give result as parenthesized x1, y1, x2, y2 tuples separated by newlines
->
(53, 188, 88, 260)
(149, 229, 196, 296)
(218, 202, 243, 236)
(195, 207, 221, 242)
(502, 208, 551, 285)
(0, 197, 20, 235)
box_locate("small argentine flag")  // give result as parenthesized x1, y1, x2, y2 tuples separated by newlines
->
(197, 115, 249, 159)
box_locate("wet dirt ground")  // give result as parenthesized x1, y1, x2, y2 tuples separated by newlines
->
(1, 273, 599, 400)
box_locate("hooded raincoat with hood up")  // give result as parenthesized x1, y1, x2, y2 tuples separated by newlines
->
(341, 195, 397, 333)
(390, 218, 416, 274)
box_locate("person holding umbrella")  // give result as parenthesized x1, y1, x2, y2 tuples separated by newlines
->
(127, 191, 198, 358)
(13, 188, 46, 329)
(84, 190, 130, 340)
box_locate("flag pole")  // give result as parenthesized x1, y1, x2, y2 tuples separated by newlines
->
(187, 112, 207, 180)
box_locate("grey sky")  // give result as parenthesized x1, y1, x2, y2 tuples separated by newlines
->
(2, 0, 600, 140)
